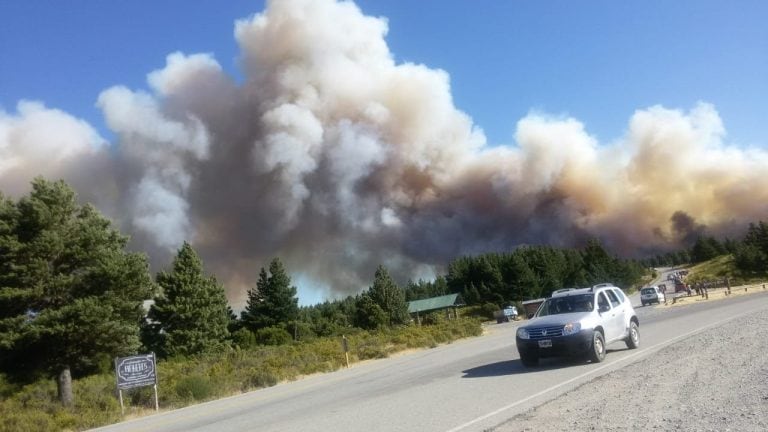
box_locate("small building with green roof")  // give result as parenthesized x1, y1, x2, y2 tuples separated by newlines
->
(407, 293, 463, 325)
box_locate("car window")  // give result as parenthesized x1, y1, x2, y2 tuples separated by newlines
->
(613, 288, 626, 302)
(605, 289, 620, 307)
(641, 288, 654, 295)
(537, 294, 594, 316)
(597, 292, 611, 311)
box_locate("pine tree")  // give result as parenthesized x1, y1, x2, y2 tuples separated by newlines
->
(241, 267, 268, 331)
(0, 178, 155, 406)
(240, 258, 298, 332)
(367, 265, 409, 326)
(145, 242, 230, 357)
(354, 293, 388, 330)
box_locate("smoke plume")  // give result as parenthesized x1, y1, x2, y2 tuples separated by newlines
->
(1, 0, 767, 304)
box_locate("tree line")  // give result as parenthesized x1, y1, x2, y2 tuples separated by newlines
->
(0, 178, 664, 406)
(641, 223, 768, 274)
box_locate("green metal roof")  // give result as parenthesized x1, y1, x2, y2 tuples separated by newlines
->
(407, 293, 461, 314)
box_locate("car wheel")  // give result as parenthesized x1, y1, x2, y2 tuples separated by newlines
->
(625, 321, 640, 349)
(589, 330, 606, 363)
(520, 353, 538, 367)
(641, 301, 646, 307)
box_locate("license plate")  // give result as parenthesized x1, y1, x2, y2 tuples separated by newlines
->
(538, 339, 552, 348)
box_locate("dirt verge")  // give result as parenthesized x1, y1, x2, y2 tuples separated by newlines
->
(492, 308, 768, 431)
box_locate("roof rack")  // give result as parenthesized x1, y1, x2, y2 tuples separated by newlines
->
(590, 282, 614, 292)
(552, 288, 577, 295)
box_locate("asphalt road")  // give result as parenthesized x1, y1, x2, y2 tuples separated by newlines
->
(92, 285, 768, 432)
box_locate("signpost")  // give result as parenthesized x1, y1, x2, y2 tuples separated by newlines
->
(114, 353, 159, 414)
(341, 335, 350, 368)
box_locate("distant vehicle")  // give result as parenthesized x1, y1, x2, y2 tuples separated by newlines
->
(495, 305, 518, 323)
(674, 280, 689, 293)
(640, 286, 665, 306)
(515, 284, 639, 367)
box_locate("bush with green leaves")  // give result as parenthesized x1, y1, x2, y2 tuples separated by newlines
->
(255, 326, 293, 346)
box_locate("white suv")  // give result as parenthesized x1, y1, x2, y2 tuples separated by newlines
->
(516, 283, 639, 366)
(640, 286, 665, 306)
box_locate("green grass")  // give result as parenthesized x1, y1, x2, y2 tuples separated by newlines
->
(0, 317, 483, 432)
(686, 254, 768, 286)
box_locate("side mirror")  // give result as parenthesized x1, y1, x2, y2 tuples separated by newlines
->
(527, 313, 534, 319)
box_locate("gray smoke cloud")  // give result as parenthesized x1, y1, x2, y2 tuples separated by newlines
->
(2, 0, 767, 305)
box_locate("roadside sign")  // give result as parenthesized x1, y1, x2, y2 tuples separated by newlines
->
(114, 353, 159, 414)
(115, 353, 157, 389)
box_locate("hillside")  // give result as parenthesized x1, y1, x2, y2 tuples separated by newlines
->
(686, 254, 768, 285)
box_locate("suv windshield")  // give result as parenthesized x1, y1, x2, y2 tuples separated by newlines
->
(641, 288, 655, 295)
(537, 294, 594, 317)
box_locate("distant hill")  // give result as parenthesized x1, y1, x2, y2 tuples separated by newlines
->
(687, 254, 768, 286)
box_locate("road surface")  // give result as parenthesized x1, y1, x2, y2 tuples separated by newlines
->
(92, 288, 768, 432)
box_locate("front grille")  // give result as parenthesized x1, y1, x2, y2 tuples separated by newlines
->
(528, 325, 564, 339)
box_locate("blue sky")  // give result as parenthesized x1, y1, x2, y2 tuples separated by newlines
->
(2, 0, 766, 148)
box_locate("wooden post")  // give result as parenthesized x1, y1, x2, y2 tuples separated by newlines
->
(153, 384, 159, 411)
(118, 389, 125, 415)
(341, 335, 350, 368)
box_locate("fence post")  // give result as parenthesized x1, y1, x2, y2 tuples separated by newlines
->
(341, 335, 350, 368)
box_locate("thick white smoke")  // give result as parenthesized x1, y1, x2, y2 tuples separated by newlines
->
(1, 0, 766, 304)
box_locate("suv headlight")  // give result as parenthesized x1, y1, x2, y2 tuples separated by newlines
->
(517, 328, 530, 339)
(563, 322, 582, 336)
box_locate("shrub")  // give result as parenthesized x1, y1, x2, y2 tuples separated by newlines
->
(479, 302, 500, 320)
(231, 327, 257, 349)
(174, 375, 214, 401)
(255, 326, 293, 346)
(242, 369, 279, 391)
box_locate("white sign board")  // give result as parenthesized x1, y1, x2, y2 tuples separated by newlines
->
(115, 353, 157, 390)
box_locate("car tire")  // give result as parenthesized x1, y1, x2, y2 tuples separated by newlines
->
(641, 301, 646, 307)
(520, 353, 538, 367)
(625, 321, 640, 349)
(589, 330, 606, 363)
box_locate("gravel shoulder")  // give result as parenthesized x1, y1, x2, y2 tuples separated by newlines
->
(492, 308, 768, 432)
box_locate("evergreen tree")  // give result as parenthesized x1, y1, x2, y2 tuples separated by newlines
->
(581, 239, 614, 284)
(691, 236, 720, 263)
(744, 221, 768, 256)
(367, 265, 409, 326)
(0, 179, 154, 406)
(144, 242, 230, 357)
(241, 267, 268, 331)
(506, 252, 540, 300)
(354, 293, 388, 330)
(240, 258, 298, 332)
